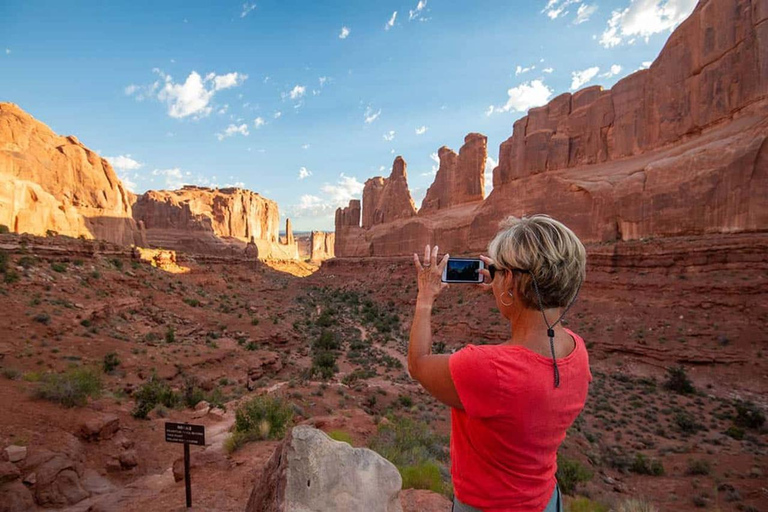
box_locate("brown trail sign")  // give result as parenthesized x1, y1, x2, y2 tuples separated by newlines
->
(165, 422, 206, 508)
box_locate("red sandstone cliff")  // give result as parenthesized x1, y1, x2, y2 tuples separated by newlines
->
(310, 231, 335, 261)
(421, 133, 487, 213)
(361, 157, 417, 229)
(335, 0, 768, 257)
(0, 103, 143, 245)
(132, 187, 299, 259)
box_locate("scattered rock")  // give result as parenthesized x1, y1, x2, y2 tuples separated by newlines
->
(0, 461, 20, 484)
(246, 426, 402, 512)
(4, 446, 26, 464)
(78, 414, 120, 441)
(119, 450, 138, 469)
(400, 489, 452, 512)
(34, 454, 89, 506)
(0, 480, 36, 512)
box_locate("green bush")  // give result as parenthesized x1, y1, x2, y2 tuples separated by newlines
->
(556, 455, 593, 495)
(110, 258, 123, 270)
(0, 224, 9, 234)
(397, 395, 413, 408)
(35, 366, 102, 407)
(226, 395, 294, 452)
(311, 351, 338, 379)
(103, 352, 120, 374)
(328, 429, 353, 445)
(568, 497, 610, 512)
(0, 251, 8, 273)
(685, 459, 711, 476)
(132, 374, 180, 419)
(674, 411, 702, 434)
(1, 367, 22, 380)
(630, 453, 665, 476)
(165, 325, 176, 343)
(33, 313, 51, 325)
(725, 425, 745, 440)
(400, 461, 445, 494)
(734, 400, 765, 429)
(369, 416, 449, 494)
(4, 269, 19, 284)
(313, 330, 340, 351)
(51, 262, 67, 273)
(664, 365, 694, 394)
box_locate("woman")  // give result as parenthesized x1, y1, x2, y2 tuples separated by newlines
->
(408, 215, 591, 512)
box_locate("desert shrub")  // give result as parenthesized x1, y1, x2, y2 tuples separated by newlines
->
(226, 395, 294, 453)
(181, 376, 226, 410)
(50, 262, 67, 273)
(313, 329, 340, 351)
(725, 425, 745, 440)
(1, 367, 22, 380)
(397, 395, 413, 408)
(674, 411, 703, 434)
(369, 416, 449, 495)
(615, 499, 659, 512)
(102, 352, 120, 374)
(400, 461, 445, 494)
(0, 224, 9, 234)
(630, 453, 664, 476)
(4, 269, 19, 284)
(685, 459, 711, 476)
(17, 256, 37, 268)
(664, 365, 694, 394)
(0, 252, 8, 273)
(33, 313, 51, 325)
(733, 400, 765, 429)
(341, 368, 376, 385)
(556, 455, 593, 495)
(183, 297, 200, 307)
(132, 374, 180, 419)
(165, 325, 176, 343)
(328, 429, 353, 445)
(250, 317, 260, 326)
(310, 351, 338, 379)
(567, 497, 610, 512)
(110, 258, 123, 270)
(34, 366, 102, 407)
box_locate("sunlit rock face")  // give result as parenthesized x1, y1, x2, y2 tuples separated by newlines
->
(335, 0, 768, 257)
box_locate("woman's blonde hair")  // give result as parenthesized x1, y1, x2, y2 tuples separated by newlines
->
(488, 214, 586, 309)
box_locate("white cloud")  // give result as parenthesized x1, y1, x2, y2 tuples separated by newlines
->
(105, 155, 143, 171)
(318, 76, 329, 87)
(240, 3, 256, 18)
(285, 85, 306, 100)
(152, 168, 185, 189)
(301, 144, 311, 150)
(364, 106, 381, 124)
(484, 156, 497, 197)
(409, 0, 428, 21)
(208, 72, 247, 91)
(383, 130, 396, 141)
(385, 11, 398, 30)
(639, 60, 653, 69)
(601, 64, 623, 78)
(144, 69, 247, 119)
(4, 49, 10, 55)
(421, 152, 441, 176)
(298, 167, 312, 180)
(542, 67, 555, 74)
(600, 0, 696, 48)
(289, 174, 365, 220)
(124, 84, 139, 96)
(543, 0, 581, 20)
(516, 65, 535, 76)
(488, 79, 553, 115)
(273, 111, 282, 119)
(339, 26, 350, 39)
(254, 117, 265, 128)
(216, 123, 249, 141)
(218, 104, 229, 115)
(570, 66, 600, 90)
(415, 126, 428, 135)
(574, 3, 598, 24)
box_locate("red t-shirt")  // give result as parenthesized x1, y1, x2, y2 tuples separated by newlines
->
(448, 329, 591, 511)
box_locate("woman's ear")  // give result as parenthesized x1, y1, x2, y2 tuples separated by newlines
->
(503, 269, 516, 297)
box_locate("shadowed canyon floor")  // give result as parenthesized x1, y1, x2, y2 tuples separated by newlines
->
(0, 232, 766, 511)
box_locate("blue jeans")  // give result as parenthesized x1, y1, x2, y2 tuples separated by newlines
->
(452, 484, 562, 512)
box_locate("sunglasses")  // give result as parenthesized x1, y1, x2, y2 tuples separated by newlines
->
(487, 264, 530, 281)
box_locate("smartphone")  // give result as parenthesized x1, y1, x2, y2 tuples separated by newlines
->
(442, 258, 485, 284)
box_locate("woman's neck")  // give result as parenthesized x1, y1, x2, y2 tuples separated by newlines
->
(507, 306, 564, 347)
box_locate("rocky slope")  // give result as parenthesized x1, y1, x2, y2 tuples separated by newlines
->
(0, 103, 144, 246)
(335, 0, 768, 257)
(131, 186, 299, 259)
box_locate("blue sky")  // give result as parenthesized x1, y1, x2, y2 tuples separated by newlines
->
(0, 0, 696, 231)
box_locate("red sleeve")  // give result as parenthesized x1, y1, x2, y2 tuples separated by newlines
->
(449, 345, 500, 418)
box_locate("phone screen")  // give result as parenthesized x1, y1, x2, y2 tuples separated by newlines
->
(444, 258, 482, 283)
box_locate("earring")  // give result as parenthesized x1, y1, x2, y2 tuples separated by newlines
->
(500, 291, 514, 307)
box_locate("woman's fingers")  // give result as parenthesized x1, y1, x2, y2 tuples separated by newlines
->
(479, 254, 494, 265)
(431, 245, 439, 267)
(479, 282, 493, 293)
(439, 252, 449, 270)
(413, 253, 423, 271)
(423, 244, 430, 266)
(479, 268, 491, 279)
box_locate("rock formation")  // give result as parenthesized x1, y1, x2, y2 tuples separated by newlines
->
(132, 186, 299, 259)
(310, 231, 335, 261)
(246, 426, 403, 512)
(420, 133, 487, 213)
(335, 0, 768, 257)
(0, 103, 143, 245)
(362, 157, 417, 229)
(285, 218, 295, 246)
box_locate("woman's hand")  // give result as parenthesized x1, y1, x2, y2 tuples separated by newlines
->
(478, 254, 495, 293)
(413, 245, 449, 305)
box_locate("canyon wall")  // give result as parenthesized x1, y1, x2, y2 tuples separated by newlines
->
(0, 103, 144, 245)
(420, 133, 486, 213)
(310, 231, 335, 261)
(132, 186, 299, 259)
(335, 0, 768, 257)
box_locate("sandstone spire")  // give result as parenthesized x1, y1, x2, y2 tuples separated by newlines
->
(420, 133, 487, 213)
(361, 157, 417, 229)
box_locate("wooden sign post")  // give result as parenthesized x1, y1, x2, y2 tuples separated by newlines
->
(165, 422, 206, 508)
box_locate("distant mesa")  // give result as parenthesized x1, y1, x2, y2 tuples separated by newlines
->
(335, 0, 768, 257)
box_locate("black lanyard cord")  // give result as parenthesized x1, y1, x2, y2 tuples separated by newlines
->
(529, 274, 582, 388)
